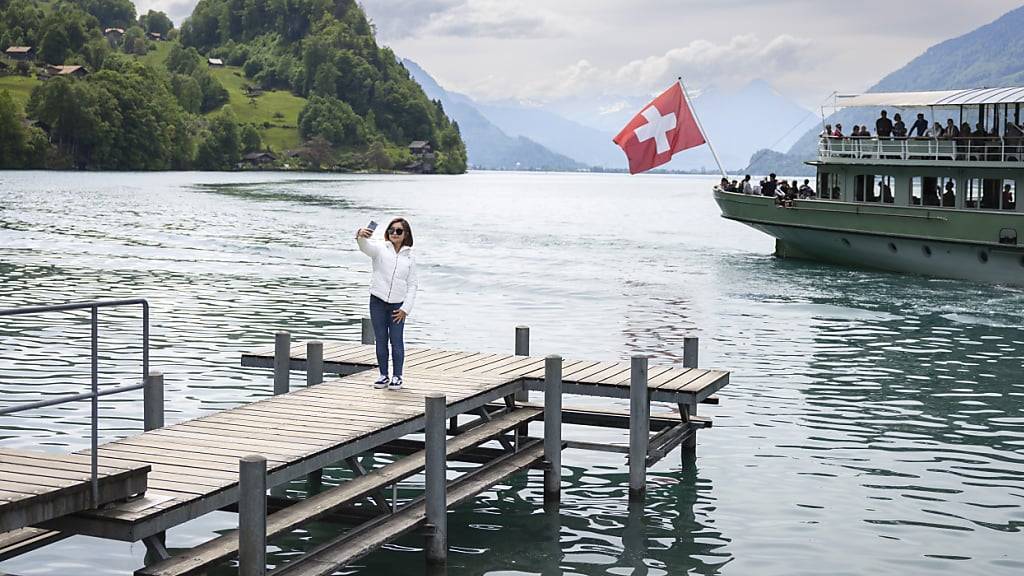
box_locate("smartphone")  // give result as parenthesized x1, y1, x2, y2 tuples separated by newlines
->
(367, 220, 378, 232)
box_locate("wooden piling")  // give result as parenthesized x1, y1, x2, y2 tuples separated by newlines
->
(238, 455, 267, 576)
(514, 326, 529, 403)
(628, 356, 649, 501)
(424, 393, 447, 565)
(543, 355, 562, 502)
(273, 332, 290, 395)
(361, 318, 374, 345)
(306, 341, 323, 386)
(681, 337, 699, 461)
(143, 372, 164, 432)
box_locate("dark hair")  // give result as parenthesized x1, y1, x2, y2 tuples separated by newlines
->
(387, 217, 414, 247)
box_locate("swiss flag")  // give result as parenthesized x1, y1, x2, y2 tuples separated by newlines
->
(613, 82, 706, 174)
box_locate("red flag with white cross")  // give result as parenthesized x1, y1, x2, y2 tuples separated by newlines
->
(613, 82, 707, 174)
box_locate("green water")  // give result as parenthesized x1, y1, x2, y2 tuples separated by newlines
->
(0, 171, 1021, 575)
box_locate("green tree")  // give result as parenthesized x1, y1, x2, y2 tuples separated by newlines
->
(75, 0, 135, 28)
(81, 37, 111, 70)
(0, 90, 26, 168)
(196, 108, 241, 169)
(40, 27, 70, 64)
(240, 123, 262, 153)
(298, 96, 366, 147)
(169, 73, 202, 113)
(139, 10, 172, 36)
(166, 43, 201, 75)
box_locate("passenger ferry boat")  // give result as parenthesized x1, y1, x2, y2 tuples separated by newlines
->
(714, 87, 1024, 285)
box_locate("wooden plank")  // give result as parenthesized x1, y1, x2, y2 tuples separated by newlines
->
(0, 527, 68, 562)
(0, 449, 136, 473)
(652, 368, 702, 390)
(135, 408, 542, 576)
(450, 353, 514, 373)
(565, 361, 621, 382)
(269, 442, 545, 576)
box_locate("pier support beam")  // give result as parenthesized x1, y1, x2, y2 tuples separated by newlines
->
(306, 341, 325, 491)
(424, 393, 447, 566)
(681, 337, 699, 464)
(273, 332, 290, 395)
(239, 455, 267, 576)
(361, 317, 375, 345)
(629, 355, 649, 502)
(544, 355, 562, 502)
(514, 326, 529, 403)
(143, 372, 164, 432)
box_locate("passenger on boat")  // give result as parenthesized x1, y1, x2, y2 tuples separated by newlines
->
(763, 174, 779, 197)
(960, 122, 972, 137)
(893, 113, 907, 138)
(832, 124, 844, 138)
(1003, 184, 1015, 209)
(927, 122, 944, 138)
(943, 180, 956, 206)
(880, 181, 894, 203)
(798, 179, 814, 198)
(911, 113, 929, 137)
(876, 110, 893, 138)
(945, 119, 959, 139)
(821, 124, 833, 138)
(741, 174, 753, 194)
(831, 185, 841, 199)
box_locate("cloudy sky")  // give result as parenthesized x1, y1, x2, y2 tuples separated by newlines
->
(141, 0, 1024, 108)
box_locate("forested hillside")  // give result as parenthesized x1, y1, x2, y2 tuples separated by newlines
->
(0, 0, 466, 172)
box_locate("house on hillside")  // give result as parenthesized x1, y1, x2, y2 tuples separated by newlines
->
(207, 58, 224, 67)
(147, 32, 163, 41)
(241, 151, 276, 166)
(4, 46, 34, 61)
(407, 141, 436, 173)
(104, 28, 125, 44)
(44, 65, 88, 79)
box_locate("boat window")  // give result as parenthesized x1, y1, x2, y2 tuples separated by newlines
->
(965, 178, 1002, 209)
(871, 175, 894, 204)
(911, 177, 923, 205)
(917, 176, 941, 206)
(818, 172, 839, 200)
(1001, 180, 1016, 210)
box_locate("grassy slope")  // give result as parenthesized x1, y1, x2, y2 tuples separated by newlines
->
(139, 42, 305, 152)
(0, 75, 39, 112)
(208, 66, 304, 152)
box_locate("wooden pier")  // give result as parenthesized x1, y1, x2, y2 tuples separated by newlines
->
(0, 324, 729, 576)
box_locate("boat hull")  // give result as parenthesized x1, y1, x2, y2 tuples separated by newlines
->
(715, 190, 1024, 285)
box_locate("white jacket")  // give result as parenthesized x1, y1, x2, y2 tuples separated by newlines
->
(357, 237, 418, 314)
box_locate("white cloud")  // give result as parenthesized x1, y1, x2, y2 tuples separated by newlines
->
(364, 0, 564, 40)
(459, 34, 816, 102)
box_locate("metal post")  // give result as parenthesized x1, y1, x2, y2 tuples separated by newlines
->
(514, 326, 530, 405)
(143, 372, 164, 431)
(629, 356, 649, 502)
(361, 317, 375, 345)
(424, 393, 447, 565)
(239, 455, 267, 576)
(306, 341, 324, 386)
(90, 305, 99, 507)
(683, 337, 698, 369)
(681, 337, 699, 462)
(543, 355, 562, 502)
(273, 332, 290, 396)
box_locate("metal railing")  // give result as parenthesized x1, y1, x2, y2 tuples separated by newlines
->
(0, 299, 151, 506)
(818, 136, 1024, 163)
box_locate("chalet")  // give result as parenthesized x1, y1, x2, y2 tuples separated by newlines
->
(104, 28, 125, 43)
(241, 151, 276, 166)
(147, 32, 163, 41)
(207, 58, 224, 67)
(45, 65, 88, 79)
(407, 140, 436, 173)
(4, 46, 34, 61)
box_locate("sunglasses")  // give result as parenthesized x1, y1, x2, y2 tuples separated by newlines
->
(388, 228, 405, 236)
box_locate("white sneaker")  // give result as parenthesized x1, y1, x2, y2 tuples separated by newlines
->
(388, 376, 403, 390)
(373, 375, 389, 389)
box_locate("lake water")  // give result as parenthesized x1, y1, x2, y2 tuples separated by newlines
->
(0, 171, 1022, 576)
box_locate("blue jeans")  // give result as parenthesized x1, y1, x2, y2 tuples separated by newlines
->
(369, 295, 405, 377)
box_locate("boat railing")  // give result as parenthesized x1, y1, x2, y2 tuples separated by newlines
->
(818, 136, 1024, 163)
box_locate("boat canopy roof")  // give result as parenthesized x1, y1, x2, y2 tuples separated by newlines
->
(836, 86, 1024, 108)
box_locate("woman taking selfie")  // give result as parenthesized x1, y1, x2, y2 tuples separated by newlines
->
(356, 218, 417, 390)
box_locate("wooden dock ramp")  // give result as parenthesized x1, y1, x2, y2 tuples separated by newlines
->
(0, 449, 149, 533)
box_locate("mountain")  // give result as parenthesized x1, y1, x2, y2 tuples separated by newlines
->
(760, 5, 1024, 174)
(402, 59, 583, 171)
(476, 79, 817, 172)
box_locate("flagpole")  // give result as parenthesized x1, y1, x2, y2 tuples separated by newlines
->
(678, 77, 728, 179)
